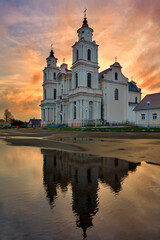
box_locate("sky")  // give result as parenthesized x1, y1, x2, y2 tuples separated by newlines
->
(0, 0, 160, 121)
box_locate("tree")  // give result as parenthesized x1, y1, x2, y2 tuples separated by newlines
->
(11, 119, 24, 127)
(4, 109, 14, 123)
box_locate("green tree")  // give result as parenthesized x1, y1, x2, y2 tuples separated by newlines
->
(4, 109, 14, 123)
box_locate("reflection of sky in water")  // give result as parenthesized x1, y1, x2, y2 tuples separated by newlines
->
(0, 140, 160, 240)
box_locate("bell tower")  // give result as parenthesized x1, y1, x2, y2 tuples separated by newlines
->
(71, 10, 99, 89)
(69, 10, 102, 126)
(41, 45, 60, 127)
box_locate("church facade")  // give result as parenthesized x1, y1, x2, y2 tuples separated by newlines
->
(41, 15, 141, 127)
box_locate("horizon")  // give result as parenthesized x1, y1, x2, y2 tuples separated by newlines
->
(0, 0, 160, 121)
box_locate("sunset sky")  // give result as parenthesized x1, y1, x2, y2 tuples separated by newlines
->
(0, 0, 160, 121)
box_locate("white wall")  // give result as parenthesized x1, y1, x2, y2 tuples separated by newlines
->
(135, 109, 160, 127)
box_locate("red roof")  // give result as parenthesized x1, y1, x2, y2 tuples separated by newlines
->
(134, 93, 160, 111)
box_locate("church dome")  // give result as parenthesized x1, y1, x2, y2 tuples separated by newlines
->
(49, 49, 55, 58)
(82, 17, 89, 27)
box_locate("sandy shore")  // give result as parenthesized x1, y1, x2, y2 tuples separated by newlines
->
(0, 128, 160, 164)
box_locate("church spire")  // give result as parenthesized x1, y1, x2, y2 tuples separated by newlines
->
(49, 42, 55, 58)
(82, 8, 89, 27)
(84, 8, 87, 18)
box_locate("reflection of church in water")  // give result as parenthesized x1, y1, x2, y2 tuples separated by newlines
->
(42, 149, 140, 238)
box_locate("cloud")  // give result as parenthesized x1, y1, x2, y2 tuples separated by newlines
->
(0, 86, 42, 120)
(0, 0, 160, 120)
(32, 72, 42, 84)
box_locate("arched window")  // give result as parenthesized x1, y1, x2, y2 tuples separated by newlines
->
(44, 89, 47, 100)
(87, 73, 91, 88)
(89, 101, 93, 119)
(88, 49, 91, 61)
(53, 72, 56, 80)
(115, 72, 118, 80)
(43, 109, 45, 121)
(74, 101, 76, 119)
(135, 97, 137, 103)
(76, 49, 79, 61)
(115, 88, 119, 100)
(44, 72, 47, 81)
(54, 89, 56, 99)
(75, 73, 78, 88)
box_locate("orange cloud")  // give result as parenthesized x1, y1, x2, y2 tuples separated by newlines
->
(0, 0, 160, 120)
(32, 72, 42, 84)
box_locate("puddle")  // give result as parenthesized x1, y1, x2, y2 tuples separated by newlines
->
(0, 141, 160, 240)
(56, 137, 105, 142)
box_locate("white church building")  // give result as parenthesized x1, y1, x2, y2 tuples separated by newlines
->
(41, 14, 141, 127)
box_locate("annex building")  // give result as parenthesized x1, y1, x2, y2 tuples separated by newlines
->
(41, 14, 141, 127)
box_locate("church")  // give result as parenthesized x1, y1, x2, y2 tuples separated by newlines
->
(41, 13, 141, 127)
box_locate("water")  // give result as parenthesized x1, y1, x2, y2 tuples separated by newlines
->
(0, 140, 160, 240)
(56, 138, 104, 142)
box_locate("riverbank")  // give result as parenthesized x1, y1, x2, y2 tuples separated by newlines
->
(0, 128, 160, 164)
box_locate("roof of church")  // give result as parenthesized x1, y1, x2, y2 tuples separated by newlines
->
(110, 62, 122, 68)
(128, 81, 141, 93)
(82, 17, 88, 27)
(99, 68, 112, 79)
(49, 49, 55, 58)
(77, 15, 93, 33)
(134, 93, 160, 111)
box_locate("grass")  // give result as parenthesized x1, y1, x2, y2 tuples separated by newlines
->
(44, 125, 160, 132)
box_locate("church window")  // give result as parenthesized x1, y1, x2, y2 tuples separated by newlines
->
(135, 97, 137, 103)
(53, 72, 56, 80)
(76, 49, 79, 61)
(60, 114, 62, 124)
(54, 88, 56, 99)
(88, 49, 91, 61)
(89, 101, 93, 119)
(114, 88, 119, 100)
(44, 72, 47, 81)
(74, 101, 76, 119)
(75, 73, 78, 88)
(115, 72, 118, 80)
(87, 73, 91, 88)
(44, 89, 47, 99)
(43, 109, 45, 121)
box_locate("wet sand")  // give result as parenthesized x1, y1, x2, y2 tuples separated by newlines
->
(0, 128, 160, 164)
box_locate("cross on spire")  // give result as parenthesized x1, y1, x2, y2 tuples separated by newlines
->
(51, 42, 53, 50)
(63, 57, 65, 63)
(115, 56, 117, 62)
(84, 8, 87, 18)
